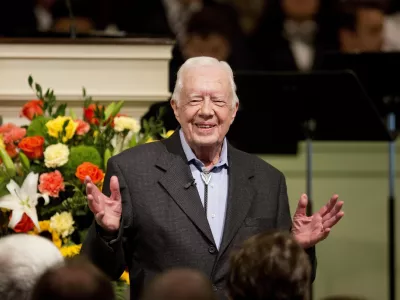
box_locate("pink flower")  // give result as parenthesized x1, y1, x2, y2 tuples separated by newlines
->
(75, 120, 90, 136)
(38, 170, 65, 198)
(0, 123, 26, 158)
(0, 123, 26, 144)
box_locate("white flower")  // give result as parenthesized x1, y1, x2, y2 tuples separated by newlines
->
(50, 212, 75, 238)
(44, 143, 69, 168)
(114, 116, 140, 133)
(0, 172, 49, 231)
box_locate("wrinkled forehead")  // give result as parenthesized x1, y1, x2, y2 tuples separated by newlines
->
(182, 66, 231, 96)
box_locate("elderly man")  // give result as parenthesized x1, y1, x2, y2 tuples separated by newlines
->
(81, 57, 344, 300)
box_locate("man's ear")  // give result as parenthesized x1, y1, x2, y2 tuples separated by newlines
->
(230, 101, 239, 124)
(171, 98, 180, 121)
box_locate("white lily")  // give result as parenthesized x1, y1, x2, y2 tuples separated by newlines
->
(0, 172, 49, 231)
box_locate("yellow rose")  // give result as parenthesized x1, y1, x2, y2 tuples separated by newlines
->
(50, 211, 75, 239)
(0, 135, 5, 149)
(44, 143, 69, 168)
(114, 116, 140, 133)
(46, 116, 78, 142)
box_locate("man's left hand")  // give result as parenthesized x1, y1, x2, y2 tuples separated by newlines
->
(292, 194, 344, 249)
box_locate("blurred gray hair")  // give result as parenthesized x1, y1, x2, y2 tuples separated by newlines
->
(171, 56, 239, 108)
(0, 234, 64, 300)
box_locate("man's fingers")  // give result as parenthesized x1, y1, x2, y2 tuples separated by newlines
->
(318, 194, 339, 217)
(323, 211, 345, 229)
(322, 200, 344, 222)
(109, 176, 121, 202)
(294, 194, 308, 217)
(87, 190, 106, 215)
(84, 175, 92, 185)
(87, 194, 98, 213)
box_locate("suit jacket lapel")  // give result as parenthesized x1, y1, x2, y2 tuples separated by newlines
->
(157, 131, 215, 245)
(218, 145, 255, 258)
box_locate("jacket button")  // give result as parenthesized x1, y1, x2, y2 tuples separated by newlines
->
(208, 246, 217, 254)
(212, 284, 218, 291)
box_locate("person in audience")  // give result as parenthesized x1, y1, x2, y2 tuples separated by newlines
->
(384, 0, 400, 50)
(338, 0, 387, 53)
(31, 256, 115, 300)
(226, 231, 311, 300)
(0, 234, 64, 300)
(251, 0, 339, 71)
(51, 0, 95, 35)
(141, 5, 250, 133)
(141, 268, 216, 300)
(82, 56, 344, 300)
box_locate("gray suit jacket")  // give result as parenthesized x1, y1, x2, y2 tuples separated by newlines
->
(81, 131, 316, 299)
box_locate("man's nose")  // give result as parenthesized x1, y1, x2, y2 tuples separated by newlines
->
(199, 97, 214, 116)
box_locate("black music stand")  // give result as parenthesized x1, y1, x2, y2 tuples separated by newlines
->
(323, 52, 400, 300)
(230, 70, 393, 299)
(227, 73, 300, 155)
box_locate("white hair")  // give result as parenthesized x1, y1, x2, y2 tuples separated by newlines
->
(0, 234, 64, 300)
(171, 56, 239, 108)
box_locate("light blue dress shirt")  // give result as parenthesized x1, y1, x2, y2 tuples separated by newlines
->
(179, 129, 228, 249)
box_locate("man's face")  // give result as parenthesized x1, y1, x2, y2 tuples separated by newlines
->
(282, 0, 319, 21)
(171, 65, 238, 149)
(354, 8, 384, 52)
(183, 34, 231, 61)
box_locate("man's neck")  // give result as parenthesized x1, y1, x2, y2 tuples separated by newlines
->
(192, 144, 223, 169)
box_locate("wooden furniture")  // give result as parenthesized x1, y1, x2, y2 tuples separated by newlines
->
(0, 37, 174, 125)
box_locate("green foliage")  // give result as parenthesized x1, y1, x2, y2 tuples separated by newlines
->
(112, 281, 129, 300)
(27, 116, 51, 137)
(62, 145, 102, 179)
(0, 169, 9, 197)
(61, 193, 89, 217)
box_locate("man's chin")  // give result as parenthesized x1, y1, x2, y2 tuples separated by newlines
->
(193, 136, 219, 148)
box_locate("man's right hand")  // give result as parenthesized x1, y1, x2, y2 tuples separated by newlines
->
(85, 175, 122, 233)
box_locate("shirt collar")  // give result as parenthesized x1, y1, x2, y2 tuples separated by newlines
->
(179, 128, 228, 168)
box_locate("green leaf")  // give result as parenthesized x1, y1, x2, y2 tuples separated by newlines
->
(19, 152, 30, 172)
(0, 148, 15, 178)
(111, 101, 124, 117)
(27, 116, 51, 137)
(53, 103, 67, 118)
(70, 109, 77, 120)
(0, 174, 10, 197)
(104, 102, 116, 121)
(28, 75, 33, 88)
(128, 134, 137, 148)
(35, 83, 43, 98)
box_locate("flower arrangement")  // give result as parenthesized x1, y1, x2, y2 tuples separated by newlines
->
(0, 76, 172, 297)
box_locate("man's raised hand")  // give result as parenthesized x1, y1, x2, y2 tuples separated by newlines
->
(85, 175, 122, 233)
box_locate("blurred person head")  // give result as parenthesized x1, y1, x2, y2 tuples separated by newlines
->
(31, 256, 115, 300)
(182, 7, 237, 61)
(282, 0, 320, 21)
(226, 231, 311, 300)
(339, 0, 387, 52)
(140, 268, 216, 300)
(171, 57, 239, 157)
(51, 0, 95, 34)
(0, 234, 64, 300)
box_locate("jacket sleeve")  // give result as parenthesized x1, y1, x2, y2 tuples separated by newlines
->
(81, 157, 133, 280)
(276, 172, 317, 283)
